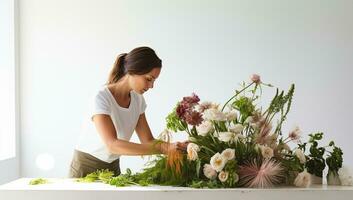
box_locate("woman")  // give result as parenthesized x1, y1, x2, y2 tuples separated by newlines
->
(69, 46, 185, 178)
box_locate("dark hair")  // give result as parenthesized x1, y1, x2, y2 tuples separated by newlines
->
(107, 46, 162, 84)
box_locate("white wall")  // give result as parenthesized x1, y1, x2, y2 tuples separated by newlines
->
(0, 0, 20, 184)
(19, 0, 353, 178)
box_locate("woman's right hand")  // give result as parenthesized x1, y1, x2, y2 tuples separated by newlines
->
(159, 142, 177, 155)
(159, 141, 189, 155)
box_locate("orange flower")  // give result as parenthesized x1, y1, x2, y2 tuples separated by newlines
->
(166, 148, 184, 175)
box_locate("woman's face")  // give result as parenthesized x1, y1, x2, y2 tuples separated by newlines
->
(129, 67, 161, 94)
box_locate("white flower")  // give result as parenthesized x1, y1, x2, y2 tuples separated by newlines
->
(260, 145, 274, 159)
(203, 108, 227, 121)
(218, 132, 244, 143)
(210, 153, 227, 172)
(245, 116, 253, 123)
(294, 149, 306, 164)
(221, 148, 235, 161)
(196, 121, 214, 136)
(338, 166, 353, 186)
(187, 143, 200, 161)
(203, 164, 217, 180)
(225, 110, 237, 121)
(218, 171, 229, 182)
(288, 126, 301, 141)
(294, 170, 311, 187)
(187, 143, 200, 151)
(228, 124, 244, 133)
(218, 132, 234, 143)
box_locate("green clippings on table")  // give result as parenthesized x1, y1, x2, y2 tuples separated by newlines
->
(29, 178, 48, 185)
(77, 169, 114, 183)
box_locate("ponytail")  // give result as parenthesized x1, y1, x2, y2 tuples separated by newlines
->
(107, 53, 127, 84)
(107, 47, 162, 85)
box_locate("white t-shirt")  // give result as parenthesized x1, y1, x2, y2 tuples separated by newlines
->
(75, 85, 147, 163)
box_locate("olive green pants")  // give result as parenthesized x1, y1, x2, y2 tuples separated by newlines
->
(68, 150, 121, 178)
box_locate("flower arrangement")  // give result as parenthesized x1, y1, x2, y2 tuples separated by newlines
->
(72, 74, 352, 188)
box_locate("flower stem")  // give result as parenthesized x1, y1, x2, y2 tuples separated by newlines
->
(221, 82, 255, 111)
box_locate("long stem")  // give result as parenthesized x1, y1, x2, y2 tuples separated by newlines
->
(221, 82, 255, 111)
(201, 146, 216, 154)
(185, 125, 191, 136)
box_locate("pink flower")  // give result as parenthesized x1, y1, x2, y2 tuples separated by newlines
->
(255, 121, 273, 144)
(182, 93, 200, 107)
(176, 103, 188, 120)
(203, 164, 217, 180)
(238, 159, 285, 188)
(251, 74, 261, 84)
(197, 101, 219, 113)
(288, 126, 301, 141)
(184, 110, 203, 126)
(176, 93, 202, 123)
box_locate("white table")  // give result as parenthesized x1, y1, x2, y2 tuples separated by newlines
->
(1, 178, 353, 200)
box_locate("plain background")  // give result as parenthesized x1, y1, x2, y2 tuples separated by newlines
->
(3, 0, 353, 181)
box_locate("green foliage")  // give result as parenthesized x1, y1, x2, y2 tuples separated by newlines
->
(189, 180, 221, 188)
(77, 169, 114, 183)
(98, 170, 115, 183)
(279, 154, 304, 184)
(230, 141, 259, 165)
(223, 160, 239, 187)
(232, 96, 255, 123)
(133, 155, 198, 186)
(304, 133, 326, 177)
(274, 84, 294, 135)
(77, 168, 148, 187)
(77, 171, 99, 183)
(306, 158, 325, 177)
(297, 133, 344, 177)
(108, 169, 137, 187)
(166, 105, 187, 132)
(326, 141, 343, 172)
(266, 84, 295, 135)
(29, 178, 48, 185)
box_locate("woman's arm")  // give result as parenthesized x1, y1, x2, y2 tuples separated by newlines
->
(92, 114, 168, 155)
(135, 113, 155, 144)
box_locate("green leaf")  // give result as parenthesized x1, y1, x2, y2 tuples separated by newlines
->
(196, 159, 201, 178)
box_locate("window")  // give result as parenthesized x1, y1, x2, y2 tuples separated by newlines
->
(0, 0, 16, 161)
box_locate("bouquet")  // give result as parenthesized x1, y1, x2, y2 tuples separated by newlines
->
(76, 74, 352, 188)
(132, 74, 351, 188)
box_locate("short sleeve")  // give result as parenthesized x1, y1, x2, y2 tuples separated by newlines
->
(140, 95, 147, 114)
(91, 92, 111, 119)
